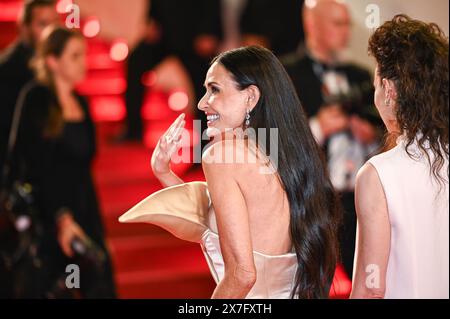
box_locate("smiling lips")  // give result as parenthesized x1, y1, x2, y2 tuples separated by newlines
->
(206, 113, 220, 125)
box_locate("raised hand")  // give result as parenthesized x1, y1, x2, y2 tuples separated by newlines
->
(151, 113, 186, 187)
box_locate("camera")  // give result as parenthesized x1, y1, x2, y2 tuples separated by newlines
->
(323, 81, 383, 127)
(70, 235, 106, 271)
(45, 235, 108, 299)
(0, 182, 42, 268)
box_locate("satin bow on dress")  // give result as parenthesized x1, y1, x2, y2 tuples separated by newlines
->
(119, 182, 298, 298)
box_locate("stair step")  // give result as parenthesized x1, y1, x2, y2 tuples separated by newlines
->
(117, 274, 215, 299)
(105, 221, 170, 239)
(108, 234, 216, 298)
(109, 235, 209, 274)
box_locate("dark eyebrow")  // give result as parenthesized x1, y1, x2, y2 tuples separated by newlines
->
(204, 81, 220, 88)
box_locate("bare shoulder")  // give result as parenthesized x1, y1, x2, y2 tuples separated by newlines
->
(355, 162, 387, 217)
(356, 162, 380, 187)
(202, 138, 258, 177)
(202, 138, 246, 161)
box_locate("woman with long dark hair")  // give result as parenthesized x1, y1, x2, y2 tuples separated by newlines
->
(351, 15, 449, 299)
(121, 46, 341, 298)
(13, 26, 116, 298)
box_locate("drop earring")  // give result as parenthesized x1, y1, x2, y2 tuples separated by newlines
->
(245, 109, 251, 127)
(385, 98, 391, 107)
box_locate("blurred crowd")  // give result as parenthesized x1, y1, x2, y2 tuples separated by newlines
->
(0, 0, 383, 298)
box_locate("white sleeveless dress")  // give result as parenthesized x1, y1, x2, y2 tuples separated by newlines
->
(119, 182, 298, 298)
(364, 136, 449, 298)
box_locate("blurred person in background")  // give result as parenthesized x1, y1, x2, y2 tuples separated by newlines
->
(9, 26, 116, 298)
(220, 0, 248, 51)
(0, 0, 58, 177)
(0, 0, 58, 298)
(351, 15, 448, 299)
(118, 0, 223, 143)
(283, 0, 383, 279)
(240, 0, 305, 57)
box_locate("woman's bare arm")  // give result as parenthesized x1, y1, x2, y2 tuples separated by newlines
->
(202, 141, 257, 299)
(350, 163, 391, 299)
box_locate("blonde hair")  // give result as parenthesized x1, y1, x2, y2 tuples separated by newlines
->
(31, 25, 82, 85)
(30, 26, 83, 137)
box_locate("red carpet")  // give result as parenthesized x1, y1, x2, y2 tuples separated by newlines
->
(92, 129, 216, 298)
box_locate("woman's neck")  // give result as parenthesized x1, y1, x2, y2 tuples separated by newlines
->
(385, 120, 400, 136)
(51, 76, 85, 122)
(53, 76, 74, 98)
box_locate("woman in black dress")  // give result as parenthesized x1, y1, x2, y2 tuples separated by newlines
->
(13, 26, 115, 298)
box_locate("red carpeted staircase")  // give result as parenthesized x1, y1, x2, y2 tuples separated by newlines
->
(92, 136, 215, 299)
(81, 38, 217, 298)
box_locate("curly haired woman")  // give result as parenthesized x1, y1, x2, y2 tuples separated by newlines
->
(351, 15, 449, 299)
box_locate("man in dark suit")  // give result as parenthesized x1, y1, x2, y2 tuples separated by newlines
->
(0, 0, 58, 176)
(283, 0, 383, 280)
(240, 0, 305, 57)
(121, 0, 223, 142)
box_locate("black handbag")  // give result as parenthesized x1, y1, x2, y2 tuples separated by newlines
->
(0, 82, 39, 233)
(0, 83, 45, 298)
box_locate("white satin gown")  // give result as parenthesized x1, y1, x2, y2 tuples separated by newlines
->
(119, 182, 298, 298)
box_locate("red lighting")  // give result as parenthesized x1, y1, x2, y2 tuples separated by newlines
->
(141, 71, 157, 87)
(83, 18, 101, 38)
(110, 40, 129, 62)
(168, 91, 189, 111)
(0, 2, 22, 22)
(89, 96, 126, 122)
(56, 0, 73, 14)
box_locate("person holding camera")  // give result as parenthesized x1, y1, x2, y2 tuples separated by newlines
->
(8, 26, 116, 298)
(282, 0, 383, 280)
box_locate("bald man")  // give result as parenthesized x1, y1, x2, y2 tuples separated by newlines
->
(283, 0, 383, 280)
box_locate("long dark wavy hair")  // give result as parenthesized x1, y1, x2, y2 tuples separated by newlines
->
(212, 46, 342, 299)
(369, 14, 449, 185)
